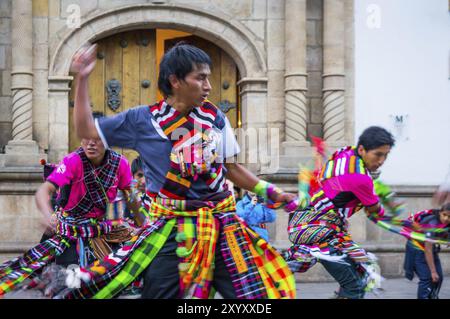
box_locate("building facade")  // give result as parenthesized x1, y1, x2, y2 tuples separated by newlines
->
(0, 0, 448, 281)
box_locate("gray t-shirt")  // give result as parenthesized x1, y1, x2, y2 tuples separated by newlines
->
(95, 104, 240, 198)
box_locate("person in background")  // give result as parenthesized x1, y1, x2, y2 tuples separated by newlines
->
(236, 191, 276, 242)
(0, 137, 139, 297)
(287, 126, 396, 299)
(404, 203, 450, 299)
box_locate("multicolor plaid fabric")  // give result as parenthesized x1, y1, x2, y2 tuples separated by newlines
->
(219, 213, 295, 298)
(57, 195, 296, 299)
(286, 147, 375, 276)
(0, 148, 124, 297)
(56, 217, 114, 241)
(55, 218, 169, 299)
(407, 210, 440, 251)
(288, 202, 344, 244)
(366, 209, 450, 252)
(287, 147, 450, 280)
(0, 215, 122, 297)
(0, 237, 69, 295)
(150, 196, 295, 299)
(287, 205, 369, 273)
(149, 100, 227, 200)
(92, 219, 174, 299)
(148, 195, 236, 298)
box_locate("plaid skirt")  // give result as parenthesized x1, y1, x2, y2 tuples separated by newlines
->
(0, 221, 132, 297)
(286, 207, 370, 273)
(55, 198, 296, 299)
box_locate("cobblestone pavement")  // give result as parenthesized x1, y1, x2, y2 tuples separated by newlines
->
(297, 276, 450, 299)
(4, 277, 450, 299)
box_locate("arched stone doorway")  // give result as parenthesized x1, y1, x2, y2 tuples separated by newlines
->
(67, 28, 240, 164)
(48, 4, 268, 164)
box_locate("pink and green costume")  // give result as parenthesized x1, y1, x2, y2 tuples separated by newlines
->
(286, 146, 380, 276)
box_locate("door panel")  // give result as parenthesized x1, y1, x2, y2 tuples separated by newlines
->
(220, 51, 238, 128)
(69, 30, 157, 164)
(140, 30, 157, 104)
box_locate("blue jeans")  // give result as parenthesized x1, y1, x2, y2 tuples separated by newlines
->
(320, 257, 366, 299)
(404, 243, 443, 299)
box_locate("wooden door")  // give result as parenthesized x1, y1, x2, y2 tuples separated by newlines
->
(69, 30, 157, 163)
(165, 36, 239, 128)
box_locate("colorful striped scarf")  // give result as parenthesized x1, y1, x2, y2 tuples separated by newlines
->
(366, 209, 450, 251)
(149, 100, 227, 199)
(320, 146, 369, 180)
(0, 214, 120, 296)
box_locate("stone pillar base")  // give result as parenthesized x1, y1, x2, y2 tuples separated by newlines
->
(0, 140, 47, 167)
(323, 141, 350, 150)
(259, 142, 315, 175)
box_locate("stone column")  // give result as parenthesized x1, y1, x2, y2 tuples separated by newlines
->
(284, 0, 308, 145)
(0, 0, 44, 167)
(322, 0, 346, 146)
(237, 77, 268, 174)
(48, 76, 72, 163)
(279, 0, 311, 175)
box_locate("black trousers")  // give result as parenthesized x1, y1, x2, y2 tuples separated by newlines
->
(141, 228, 237, 299)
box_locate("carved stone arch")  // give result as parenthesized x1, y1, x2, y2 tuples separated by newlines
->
(48, 4, 268, 164)
(49, 4, 267, 78)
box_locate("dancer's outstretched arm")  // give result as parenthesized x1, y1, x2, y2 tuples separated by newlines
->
(70, 43, 99, 140)
(225, 162, 296, 203)
(35, 181, 57, 234)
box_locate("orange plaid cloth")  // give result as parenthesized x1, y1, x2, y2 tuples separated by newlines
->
(148, 195, 296, 299)
(148, 196, 236, 298)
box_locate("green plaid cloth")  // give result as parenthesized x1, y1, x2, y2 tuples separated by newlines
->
(93, 219, 175, 298)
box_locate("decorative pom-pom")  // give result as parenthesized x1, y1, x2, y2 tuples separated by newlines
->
(175, 231, 187, 242)
(176, 247, 189, 257)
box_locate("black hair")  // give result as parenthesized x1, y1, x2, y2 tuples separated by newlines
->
(131, 156, 143, 176)
(441, 202, 450, 212)
(158, 42, 211, 97)
(357, 126, 395, 151)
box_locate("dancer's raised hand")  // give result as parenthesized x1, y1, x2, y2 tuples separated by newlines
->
(70, 43, 98, 78)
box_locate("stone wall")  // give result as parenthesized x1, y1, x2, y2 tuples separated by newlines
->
(0, 168, 44, 263)
(0, 0, 11, 150)
(306, 0, 323, 139)
(33, 0, 50, 152)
